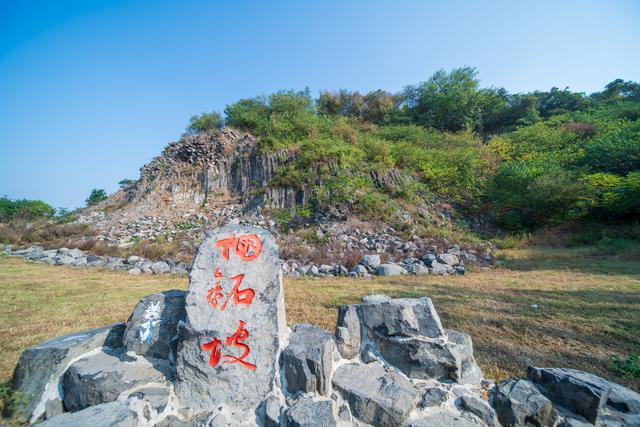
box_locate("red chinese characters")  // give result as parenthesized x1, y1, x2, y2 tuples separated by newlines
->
(206, 271, 255, 312)
(214, 234, 262, 261)
(201, 320, 256, 371)
(202, 233, 262, 371)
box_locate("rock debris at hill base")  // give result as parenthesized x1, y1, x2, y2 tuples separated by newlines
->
(8, 225, 640, 427)
(2, 241, 487, 278)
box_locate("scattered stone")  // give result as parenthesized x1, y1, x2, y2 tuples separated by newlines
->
(438, 252, 460, 266)
(150, 261, 171, 274)
(333, 362, 417, 427)
(283, 324, 334, 396)
(359, 254, 381, 270)
(284, 396, 338, 427)
(377, 262, 407, 276)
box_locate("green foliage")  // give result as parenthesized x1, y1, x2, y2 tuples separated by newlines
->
(118, 179, 135, 189)
(582, 172, 640, 216)
(0, 197, 55, 222)
(610, 354, 640, 379)
(403, 67, 481, 132)
(85, 189, 108, 207)
(489, 158, 585, 229)
(213, 73, 640, 233)
(185, 111, 224, 134)
(580, 121, 640, 174)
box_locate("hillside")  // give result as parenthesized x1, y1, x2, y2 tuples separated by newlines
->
(2, 68, 639, 269)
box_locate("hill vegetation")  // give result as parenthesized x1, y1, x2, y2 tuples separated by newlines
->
(186, 68, 639, 238)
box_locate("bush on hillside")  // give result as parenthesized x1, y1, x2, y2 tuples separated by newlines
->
(0, 197, 55, 222)
(185, 112, 224, 134)
(489, 158, 585, 229)
(86, 189, 108, 207)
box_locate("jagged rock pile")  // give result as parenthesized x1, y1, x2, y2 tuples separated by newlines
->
(8, 226, 638, 426)
(3, 245, 189, 275)
(3, 239, 482, 278)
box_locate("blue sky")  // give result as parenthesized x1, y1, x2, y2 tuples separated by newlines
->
(1, 0, 639, 209)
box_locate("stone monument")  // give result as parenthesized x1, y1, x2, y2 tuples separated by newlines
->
(174, 225, 287, 417)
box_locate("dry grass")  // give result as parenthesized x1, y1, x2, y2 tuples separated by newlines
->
(0, 247, 638, 392)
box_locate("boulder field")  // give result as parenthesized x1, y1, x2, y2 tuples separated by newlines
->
(7, 226, 640, 426)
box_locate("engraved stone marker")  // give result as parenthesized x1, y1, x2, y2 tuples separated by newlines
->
(175, 225, 287, 415)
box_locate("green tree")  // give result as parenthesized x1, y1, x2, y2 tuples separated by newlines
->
(118, 179, 135, 189)
(403, 67, 481, 132)
(533, 87, 591, 117)
(185, 112, 224, 134)
(86, 189, 108, 207)
(0, 197, 55, 222)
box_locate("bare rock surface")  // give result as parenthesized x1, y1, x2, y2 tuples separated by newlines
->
(37, 401, 138, 427)
(283, 323, 334, 396)
(62, 348, 173, 412)
(10, 323, 125, 423)
(332, 362, 418, 427)
(123, 290, 186, 360)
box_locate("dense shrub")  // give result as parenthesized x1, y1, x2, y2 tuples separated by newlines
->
(489, 158, 585, 229)
(185, 111, 224, 134)
(0, 197, 55, 222)
(580, 121, 640, 174)
(85, 189, 108, 207)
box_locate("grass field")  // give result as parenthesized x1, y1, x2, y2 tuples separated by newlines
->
(0, 247, 639, 393)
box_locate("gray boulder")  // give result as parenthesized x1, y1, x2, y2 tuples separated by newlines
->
(351, 264, 368, 277)
(126, 384, 171, 414)
(373, 335, 458, 381)
(359, 295, 446, 338)
(284, 396, 338, 427)
(62, 348, 173, 412)
(175, 225, 287, 414)
(332, 362, 418, 426)
(430, 260, 454, 275)
(359, 254, 381, 270)
(150, 261, 171, 274)
(492, 378, 557, 427)
(438, 252, 460, 266)
(447, 329, 484, 384)
(406, 409, 486, 427)
(122, 289, 186, 359)
(335, 304, 361, 359)
(262, 393, 285, 427)
(86, 255, 106, 268)
(421, 253, 437, 267)
(11, 323, 125, 423)
(283, 324, 334, 396)
(527, 366, 640, 425)
(460, 394, 500, 427)
(377, 263, 407, 276)
(38, 401, 138, 427)
(419, 386, 450, 408)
